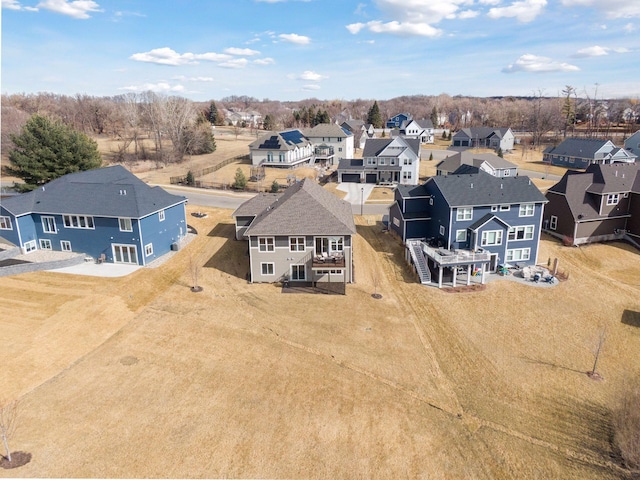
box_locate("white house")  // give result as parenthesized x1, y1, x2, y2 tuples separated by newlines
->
(249, 129, 314, 167)
(304, 123, 354, 166)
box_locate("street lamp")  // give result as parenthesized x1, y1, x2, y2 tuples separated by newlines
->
(360, 187, 364, 216)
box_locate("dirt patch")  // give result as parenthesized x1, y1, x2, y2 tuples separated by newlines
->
(442, 283, 488, 293)
(0, 451, 32, 469)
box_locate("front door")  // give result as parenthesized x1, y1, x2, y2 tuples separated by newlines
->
(489, 253, 498, 272)
(112, 244, 138, 264)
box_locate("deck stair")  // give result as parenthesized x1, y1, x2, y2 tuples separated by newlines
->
(408, 240, 431, 284)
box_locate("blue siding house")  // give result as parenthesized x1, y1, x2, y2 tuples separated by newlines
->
(0, 166, 187, 265)
(389, 172, 547, 287)
(386, 113, 412, 129)
(543, 137, 636, 169)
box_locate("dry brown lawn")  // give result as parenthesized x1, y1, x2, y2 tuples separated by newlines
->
(2, 204, 640, 478)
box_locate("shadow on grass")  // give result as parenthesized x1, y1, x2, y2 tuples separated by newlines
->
(356, 221, 416, 284)
(520, 355, 585, 375)
(204, 222, 249, 280)
(622, 310, 640, 328)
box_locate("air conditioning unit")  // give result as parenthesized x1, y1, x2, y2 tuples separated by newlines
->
(171, 242, 179, 251)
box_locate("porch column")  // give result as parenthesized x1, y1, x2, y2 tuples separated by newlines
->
(466, 266, 472, 286)
(438, 266, 443, 289)
(481, 263, 487, 284)
(452, 267, 457, 287)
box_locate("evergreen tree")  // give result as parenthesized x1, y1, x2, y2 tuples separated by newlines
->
(442, 130, 448, 140)
(315, 109, 330, 125)
(430, 106, 439, 128)
(186, 170, 195, 186)
(233, 167, 247, 190)
(263, 114, 275, 131)
(497, 147, 504, 158)
(367, 101, 383, 128)
(429, 152, 434, 161)
(270, 180, 280, 193)
(208, 101, 219, 125)
(6, 114, 102, 192)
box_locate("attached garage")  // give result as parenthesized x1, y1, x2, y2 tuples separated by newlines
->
(365, 173, 378, 184)
(340, 173, 361, 183)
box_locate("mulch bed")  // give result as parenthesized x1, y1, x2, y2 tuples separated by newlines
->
(0, 258, 30, 267)
(442, 284, 488, 294)
(1, 451, 32, 469)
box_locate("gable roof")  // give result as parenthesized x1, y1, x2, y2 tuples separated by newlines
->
(238, 179, 356, 237)
(428, 171, 547, 207)
(341, 119, 364, 134)
(452, 127, 511, 141)
(544, 137, 613, 159)
(547, 163, 640, 221)
(468, 213, 511, 231)
(362, 137, 420, 158)
(250, 129, 311, 151)
(1, 165, 186, 218)
(401, 118, 434, 130)
(305, 123, 352, 138)
(437, 151, 517, 173)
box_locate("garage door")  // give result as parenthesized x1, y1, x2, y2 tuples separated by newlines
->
(341, 173, 360, 183)
(365, 173, 378, 184)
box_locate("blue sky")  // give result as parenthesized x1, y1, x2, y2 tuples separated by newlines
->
(2, 0, 639, 101)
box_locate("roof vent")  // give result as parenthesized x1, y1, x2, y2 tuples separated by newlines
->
(41, 186, 45, 191)
(500, 184, 503, 189)
(470, 183, 473, 188)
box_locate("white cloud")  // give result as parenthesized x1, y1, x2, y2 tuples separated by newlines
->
(254, 57, 275, 65)
(573, 45, 631, 57)
(2, 0, 23, 10)
(130, 47, 231, 66)
(173, 76, 215, 82)
(302, 84, 321, 91)
(502, 54, 580, 73)
(487, 0, 547, 22)
(458, 9, 480, 19)
(479, 0, 501, 4)
(224, 47, 260, 56)
(372, 0, 466, 24)
(37, 0, 102, 19)
(347, 20, 442, 37)
(218, 58, 249, 69)
(560, 0, 640, 18)
(278, 33, 310, 44)
(119, 82, 185, 93)
(623, 23, 636, 33)
(299, 70, 327, 81)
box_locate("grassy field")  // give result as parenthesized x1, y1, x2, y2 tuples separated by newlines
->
(2, 205, 640, 478)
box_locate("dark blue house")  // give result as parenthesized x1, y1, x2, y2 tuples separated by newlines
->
(0, 166, 187, 265)
(389, 172, 547, 287)
(386, 113, 412, 129)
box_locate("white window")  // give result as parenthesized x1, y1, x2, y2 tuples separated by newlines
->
(267, 152, 273, 162)
(379, 158, 386, 165)
(456, 207, 473, 221)
(508, 225, 534, 241)
(367, 158, 376, 165)
(481, 230, 503, 246)
(159, 210, 165, 222)
(145, 243, 153, 256)
(24, 240, 36, 252)
(393, 217, 400, 227)
(0, 216, 12, 230)
(39, 239, 52, 249)
(491, 206, 498, 212)
(390, 159, 396, 165)
(607, 194, 619, 205)
(258, 237, 275, 252)
(403, 158, 412, 165)
(42, 216, 57, 233)
(550, 215, 558, 231)
(439, 225, 445, 236)
(455, 229, 467, 242)
(291, 264, 306, 281)
(499, 205, 510, 211)
(330, 237, 343, 252)
(261, 262, 274, 275)
(289, 237, 305, 252)
(63, 215, 94, 229)
(503, 170, 511, 176)
(60, 240, 72, 251)
(519, 203, 535, 217)
(119, 218, 133, 232)
(402, 171, 412, 180)
(506, 248, 531, 262)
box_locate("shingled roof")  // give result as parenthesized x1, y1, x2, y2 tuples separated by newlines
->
(240, 179, 356, 237)
(249, 129, 311, 151)
(436, 151, 516, 173)
(428, 171, 547, 207)
(1, 165, 186, 218)
(362, 137, 420, 158)
(544, 138, 612, 159)
(305, 123, 352, 138)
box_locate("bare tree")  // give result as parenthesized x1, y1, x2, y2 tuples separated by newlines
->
(613, 379, 640, 471)
(587, 327, 606, 379)
(0, 400, 18, 463)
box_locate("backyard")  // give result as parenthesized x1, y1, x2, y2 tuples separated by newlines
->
(1, 205, 639, 478)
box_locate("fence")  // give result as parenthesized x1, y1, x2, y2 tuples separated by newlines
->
(169, 154, 251, 185)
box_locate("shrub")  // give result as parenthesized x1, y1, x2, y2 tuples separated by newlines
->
(233, 168, 247, 190)
(270, 180, 280, 193)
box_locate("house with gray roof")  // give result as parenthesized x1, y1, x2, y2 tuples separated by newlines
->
(399, 119, 434, 144)
(304, 123, 354, 166)
(232, 178, 356, 287)
(624, 130, 640, 158)
(0, 166, 187, 265)
(543, 137, 636, 169)
(249, 129, 314, 167)
(338, 136, 420, 185)
(436, 151, 518, 178)
(543, 162, 640, 247)
(389, 171, 547, 287)
(451, 127, 515, 152)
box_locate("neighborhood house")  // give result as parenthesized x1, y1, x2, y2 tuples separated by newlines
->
(451, 127, 515, 152)
(436, 151, 518, 178)
(0, 166, 188, 265)
(543, 137, 636, 169)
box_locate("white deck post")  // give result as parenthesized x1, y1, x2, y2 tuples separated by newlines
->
(452, 267, 457, 287)
(466, 266, 472, 285)
(438, 266, 443, 288)
(481, 263, 487, 284)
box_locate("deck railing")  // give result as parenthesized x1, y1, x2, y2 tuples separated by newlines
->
(421, 244, 490, 265)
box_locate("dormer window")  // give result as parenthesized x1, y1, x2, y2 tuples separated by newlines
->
(606, 194, 619, 205)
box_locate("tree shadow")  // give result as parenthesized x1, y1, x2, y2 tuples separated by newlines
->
(520, 355, 586, 375)
(621, 310, 640, 328)
(204, 222, 249, 280)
